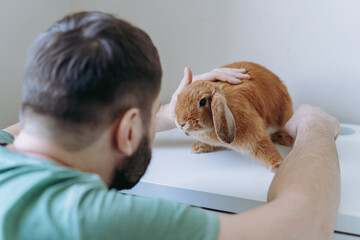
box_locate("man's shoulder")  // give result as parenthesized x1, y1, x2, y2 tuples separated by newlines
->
(0, 151, 113, 239)
(0, 144, 108, 208)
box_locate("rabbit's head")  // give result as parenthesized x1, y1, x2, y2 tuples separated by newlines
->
(175, 81, 235, 144)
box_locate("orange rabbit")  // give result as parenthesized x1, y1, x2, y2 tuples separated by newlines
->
(175, 62, 294, 171)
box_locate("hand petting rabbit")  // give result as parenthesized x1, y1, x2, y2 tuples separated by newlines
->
(175, 62, 294, 171)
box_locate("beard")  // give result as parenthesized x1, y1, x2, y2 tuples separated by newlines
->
(109, 135, 152, 190)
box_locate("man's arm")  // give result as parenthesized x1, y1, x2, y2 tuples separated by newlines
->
(2, 122, 21, 137)
(218, 105, 340, 240)
(156, 67, 250, 132)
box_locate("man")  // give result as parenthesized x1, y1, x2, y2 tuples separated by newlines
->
(0, 11, 340, 240)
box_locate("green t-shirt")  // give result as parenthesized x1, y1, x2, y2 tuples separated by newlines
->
(0, 130, 219, 240)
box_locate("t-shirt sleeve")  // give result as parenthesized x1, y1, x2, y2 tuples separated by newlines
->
(0, 130, 14, 145)
(79, 189, 219, 240)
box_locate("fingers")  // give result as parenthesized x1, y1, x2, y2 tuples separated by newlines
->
(215, 68, 248, 74)
(212, 69, 251, 83)
(211, 72, 243, 84)
(193, 68, 250, 84)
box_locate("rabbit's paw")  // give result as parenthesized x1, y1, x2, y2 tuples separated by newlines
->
(268, 159, 282, 172)
(192, 141, 214, 154)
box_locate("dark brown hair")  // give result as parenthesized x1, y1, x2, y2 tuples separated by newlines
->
(21, 12, 162, 150)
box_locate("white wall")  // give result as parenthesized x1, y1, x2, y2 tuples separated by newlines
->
(1, 0, 359, 127)
(0, 0, 70, 128)
(224, 0, 360, 124)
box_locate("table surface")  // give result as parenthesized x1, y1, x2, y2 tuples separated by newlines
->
(123, 123, 360, 235)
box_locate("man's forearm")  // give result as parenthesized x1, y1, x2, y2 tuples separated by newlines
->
(155, 104, 176, 132)
(267, 119, 340, 233)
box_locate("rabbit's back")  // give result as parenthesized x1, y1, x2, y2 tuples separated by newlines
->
(219, 62, 293, 128)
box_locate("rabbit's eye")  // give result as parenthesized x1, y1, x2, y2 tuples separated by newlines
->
(199, 98, 207, 107)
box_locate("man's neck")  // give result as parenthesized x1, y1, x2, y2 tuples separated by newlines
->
(9, 130, 118, 186)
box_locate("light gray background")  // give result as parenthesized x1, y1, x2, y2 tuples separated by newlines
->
(1, 0, 359, 128)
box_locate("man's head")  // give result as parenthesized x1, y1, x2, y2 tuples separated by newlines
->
(20, 12, 162, 190)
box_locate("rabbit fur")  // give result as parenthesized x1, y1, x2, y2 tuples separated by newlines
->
(175, 62, 294, 171)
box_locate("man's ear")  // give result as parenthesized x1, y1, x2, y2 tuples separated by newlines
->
(114, 108, 143, 156)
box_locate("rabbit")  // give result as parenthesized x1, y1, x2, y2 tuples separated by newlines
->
(175, 62, 294, 171)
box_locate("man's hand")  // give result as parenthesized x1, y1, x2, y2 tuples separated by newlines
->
(285, 104, 340, 140)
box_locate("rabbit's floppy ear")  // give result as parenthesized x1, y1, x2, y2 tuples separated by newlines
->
(211, 92, 235, 144)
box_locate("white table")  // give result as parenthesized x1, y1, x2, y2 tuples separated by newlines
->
(123, 123, 360, 238)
